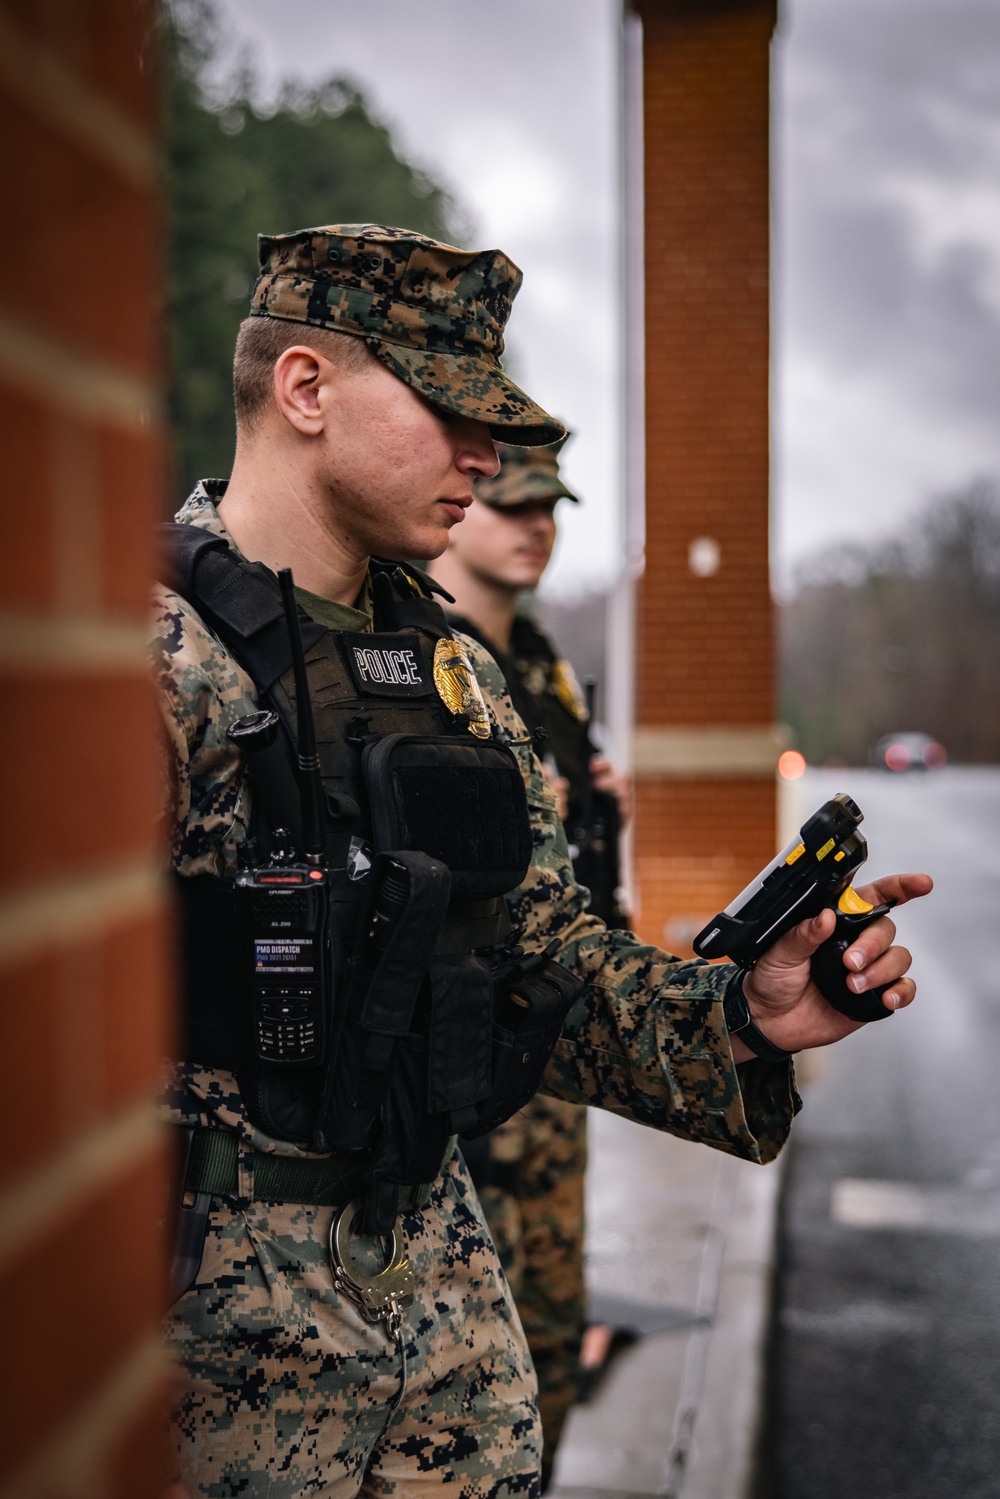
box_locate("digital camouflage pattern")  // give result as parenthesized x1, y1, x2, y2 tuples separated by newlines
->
(168, 1149, 541, 1498)
(474, 435, 579, 508)
(514, 1097, 588, 1484)
(153, 489, 801, 1494)
(473, 1116, 528, 1284)
(476, 1097, 588, 1484)
(251, 225, 564, 446)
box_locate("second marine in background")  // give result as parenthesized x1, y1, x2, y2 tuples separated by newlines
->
(430, 436, 632, 1487)
(432, 434, 631, 927)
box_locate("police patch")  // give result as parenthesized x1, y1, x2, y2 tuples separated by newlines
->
(551, 658, 588, 723)
(339, 632, 433, 697)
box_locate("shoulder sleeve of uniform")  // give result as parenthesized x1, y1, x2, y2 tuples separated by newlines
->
(149, 583, 258, 873)
(150, 582, 256, 759)
(457, 631, 800, 1166)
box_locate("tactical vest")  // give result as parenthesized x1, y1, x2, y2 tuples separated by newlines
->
(164, 524, 582, 1230)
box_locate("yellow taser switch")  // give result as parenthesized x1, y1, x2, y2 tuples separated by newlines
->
(838, 886, 874, 917)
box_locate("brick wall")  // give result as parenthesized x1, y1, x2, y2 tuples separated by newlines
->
(0, 3, 173, 1493)
(627, 0, 780, 952)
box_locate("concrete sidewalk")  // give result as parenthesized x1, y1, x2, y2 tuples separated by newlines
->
(550, 1112, 784, 1499)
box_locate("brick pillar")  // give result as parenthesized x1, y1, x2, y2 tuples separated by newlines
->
(0, 3, 173, 1493)
(626, 0, 781, 952)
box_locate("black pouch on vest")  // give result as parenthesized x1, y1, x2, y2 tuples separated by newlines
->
(361, 734, 533, 898)
(362, 943, 582, 1230)
(317, 850, 451, 1154)
(370, 956, 493, 1178)
(367, 950, 496, 1177)
(463, 944, 584, 1138)
(173, 874, 249, 1070)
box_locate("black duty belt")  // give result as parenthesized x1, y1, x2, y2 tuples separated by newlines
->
(183, 1128, 436, 1210)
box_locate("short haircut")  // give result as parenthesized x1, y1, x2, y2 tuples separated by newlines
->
(232, 317, 375, 432)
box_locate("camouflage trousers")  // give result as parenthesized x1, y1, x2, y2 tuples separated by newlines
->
(477, 1097, 588, 1484)
(165, 1150, 541, 1498)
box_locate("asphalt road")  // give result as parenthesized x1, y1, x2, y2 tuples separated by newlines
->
(767, 767, 1000, 1499)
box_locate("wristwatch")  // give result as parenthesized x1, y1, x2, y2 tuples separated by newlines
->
(723, 972, 794, 1062)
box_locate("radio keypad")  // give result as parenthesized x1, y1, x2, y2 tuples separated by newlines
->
(255, 985, 320, 1060)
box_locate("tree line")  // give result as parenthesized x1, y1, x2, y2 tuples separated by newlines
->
(780, 480, 1000, 765)
(164, 0, 460, 496)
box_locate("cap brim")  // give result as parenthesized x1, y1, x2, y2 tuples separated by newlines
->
(476, 472, 579, 506)
(369, 340, 565, 447)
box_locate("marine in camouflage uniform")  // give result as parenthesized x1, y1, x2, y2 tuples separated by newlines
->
(451, 437, 628, 931)
(151, 222, 895, 1499)
(433, 439, 624, 1481)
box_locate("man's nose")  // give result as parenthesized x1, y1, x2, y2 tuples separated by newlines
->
(454, 420, 499, 479)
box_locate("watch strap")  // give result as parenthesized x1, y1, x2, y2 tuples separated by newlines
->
(723, 971, 794, 1063)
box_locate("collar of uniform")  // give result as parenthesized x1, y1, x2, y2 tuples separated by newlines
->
(175, 480, 234, 546)
(294, 582, 371, 634)
(175, 480, 374, 628)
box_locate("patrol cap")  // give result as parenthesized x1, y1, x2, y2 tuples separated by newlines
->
(250, 223, 564, 447)
(474, 433, 580, 507)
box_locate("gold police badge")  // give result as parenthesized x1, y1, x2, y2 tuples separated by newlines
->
(551, 658, 589, 723)
(433, 638, 491, 739)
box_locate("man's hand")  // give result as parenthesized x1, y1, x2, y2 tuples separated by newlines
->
(589, 757, 634, 827)
(732, 872, 934, 1060)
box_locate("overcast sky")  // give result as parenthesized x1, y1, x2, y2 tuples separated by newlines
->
(209, 0, 1000, 596)
(775, 0, 1000, 586)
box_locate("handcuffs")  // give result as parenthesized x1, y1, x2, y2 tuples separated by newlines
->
(329, 1200, 415, 1340)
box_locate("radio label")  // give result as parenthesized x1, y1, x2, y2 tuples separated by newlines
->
(254, 938, 314, 974)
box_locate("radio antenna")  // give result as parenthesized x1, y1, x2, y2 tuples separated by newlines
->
(278, 568, 325, 865)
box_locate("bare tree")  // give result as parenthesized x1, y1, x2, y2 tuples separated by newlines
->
(781, 480, 1000, 764)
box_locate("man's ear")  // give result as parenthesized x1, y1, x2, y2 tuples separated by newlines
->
(272, 346, 327, 436)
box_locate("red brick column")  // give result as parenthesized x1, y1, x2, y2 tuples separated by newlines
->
(626, 0, 781, 952)
(0, 3, 174, 1491)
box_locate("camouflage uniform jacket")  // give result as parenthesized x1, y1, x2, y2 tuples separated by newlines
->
(151, 483, 801, 1162)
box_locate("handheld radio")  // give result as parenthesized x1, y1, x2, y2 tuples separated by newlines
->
(227, 569, 332, 1064)
(693, 793, 894, 1022)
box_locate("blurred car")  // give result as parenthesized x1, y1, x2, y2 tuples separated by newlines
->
(872, 732, 947, 772)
